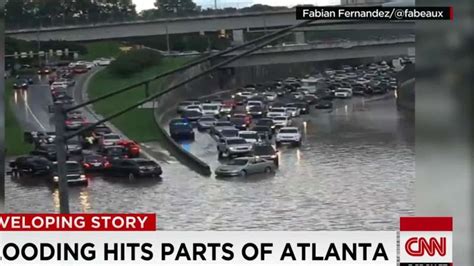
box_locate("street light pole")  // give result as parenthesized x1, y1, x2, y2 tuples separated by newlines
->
(54, 105, 70, 214)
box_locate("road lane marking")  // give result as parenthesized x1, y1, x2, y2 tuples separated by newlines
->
(23, 90, 47, 131)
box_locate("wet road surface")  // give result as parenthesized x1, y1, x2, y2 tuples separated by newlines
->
(6, 74, 414, 230)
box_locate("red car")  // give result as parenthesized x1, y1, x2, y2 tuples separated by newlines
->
(116, 140, 140, 158)
(222, 99, 236, 109)
(82, 154, 111, 171)
(73, 65, 88, 74)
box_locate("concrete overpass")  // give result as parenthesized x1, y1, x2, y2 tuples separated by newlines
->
(218, 37, 414, 67)
(5, 9, 413, 42)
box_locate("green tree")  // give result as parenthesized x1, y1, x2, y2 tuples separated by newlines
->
(154, 0, 198, 16)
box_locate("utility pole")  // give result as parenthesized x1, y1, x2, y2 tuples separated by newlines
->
(214, 0, 217, 9)
(165, 20, 170, 55)
(54, 105, 70, 214)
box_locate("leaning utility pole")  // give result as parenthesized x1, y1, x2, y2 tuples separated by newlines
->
(54, 104, 70, 214)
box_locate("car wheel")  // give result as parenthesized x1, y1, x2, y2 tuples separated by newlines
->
(296, 141, 302, 147)
(218, 152, 223, 159)
(274, 158, 279, 167)
(128, 172, 135, 180)
(240, 170, 247, 177)
(276, 142, 281, 147)
(264, 167, 272, 173)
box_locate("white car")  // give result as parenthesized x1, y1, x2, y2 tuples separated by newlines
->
(272, 116, 291, 128)
(290, 92, 304, 100)
(184, 105, 202, 113)
(334, 88, 353, 98)
(94, 58, 113, 66)
(201, 103, 221, 117)
(100, 133, 121, 147)
(263, 92, 277, 102)
(285, 107, 300, 117)
(238, 131, 260, 144)
(266, 107, 287, 118)
(245, 100, 264, 112)
(51, 82, 68, 90)
(275, 127, 302, 147)
(239, 91, 255, 99)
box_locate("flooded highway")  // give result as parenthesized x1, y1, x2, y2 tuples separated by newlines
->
(6, 73, 414, 230)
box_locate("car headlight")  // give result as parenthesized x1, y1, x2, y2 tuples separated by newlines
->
(80, 174, 86, 179)
(53, 176, 59, 182)
(270, 155, 277, 159)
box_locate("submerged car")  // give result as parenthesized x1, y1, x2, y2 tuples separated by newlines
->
(8, 156, 52, 177)
(215, 157, 275, 177)
(50, 161, 88, 186)
(275, 127, 302, 147)
(252, 142, 279, 166)
(109, 158, 162, 178)
(169, 119, 194, 140)
(217, 137, 253, 159)
(197, 117, 217, 131)
(314, 100, 333, 109)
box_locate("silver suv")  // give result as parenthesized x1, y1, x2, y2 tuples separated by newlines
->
(217, 137, 253, 159)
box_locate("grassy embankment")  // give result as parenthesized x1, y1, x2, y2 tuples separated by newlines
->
(87, 57, 190, 142)
(81, 41, 122, 61)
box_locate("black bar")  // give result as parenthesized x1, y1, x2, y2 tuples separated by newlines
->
(296, 6, 452, 20)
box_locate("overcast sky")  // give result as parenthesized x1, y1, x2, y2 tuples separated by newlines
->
(133, 0, 341, 12)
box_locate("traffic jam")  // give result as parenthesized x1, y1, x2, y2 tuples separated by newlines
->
(170, 61, 399, 177)
(8, 58, 163, 187)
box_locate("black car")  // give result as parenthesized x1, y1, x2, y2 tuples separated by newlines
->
(292, 102, 310, 114)
(352, 85, 366, 96)
(268, 102, 286, 111)
(13, 81, 28, 91)
(252, 142, 279, 166)
(8, 156, 52, 177)
(252, 126, 273, 140)
(303, 95, 319, 105)
(229, 116, 248, 130)
(82, 154, 111, 171)
(255, 118, 276, 131)
(181, 110, 202, 122)
(30, 144, 58, 161)
(110, 158, 162, 178)
(247, 106, 265, 118)
(50, 161, 88, 186)
(314, 100, 333, 109)
(169, 119, 195, 140)
(216, 128, 239, 141)
(101, 145, 128, 161)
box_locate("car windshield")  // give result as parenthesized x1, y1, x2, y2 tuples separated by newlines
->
(222, 130, 238, 137)
(42, 145, 56, 151)
(257, 120, 272, 126)
(273, 117, 287, 121)
(187, 105, 200, 109)
(240, 133, 258, 139)
(104, 135, 120, 140)
(216, 122, 232, 127)
(228, 159, 248, 166)
(183, 111, 201, 116)
(179, 101, 192, 106)
(200, 117, 215, 122)
(107, 148, 124, 155)
(272, 108, 286, 112)
(85, 155, 102, 161)
(279, 129, 298, 134)
(254, 145, 275, 155)
(202, 105, 218, 110)
(53, 162, 81, 173)
(227, 139, 247, 145)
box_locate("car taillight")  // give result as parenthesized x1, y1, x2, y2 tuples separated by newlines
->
(131, 147, 139, 151)
(65, 120, 71, 125)
(104, 161, 111, 168)
(124, 155, 128, 159)
(83, 163, 90, 168)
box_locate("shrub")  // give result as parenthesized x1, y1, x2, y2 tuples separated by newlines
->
(109, 49, 163, 77)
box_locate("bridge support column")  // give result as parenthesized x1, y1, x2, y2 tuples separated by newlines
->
(294, 32, 306, 44)
(232, 29, 244, 45)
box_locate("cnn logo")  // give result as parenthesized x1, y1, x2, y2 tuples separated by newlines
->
(405, 237, 446, 257)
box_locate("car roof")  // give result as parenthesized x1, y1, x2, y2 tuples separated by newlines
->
(239, 131, 257, 134)
(226, 137, 245, 141)
(280, 127, 299, 130)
